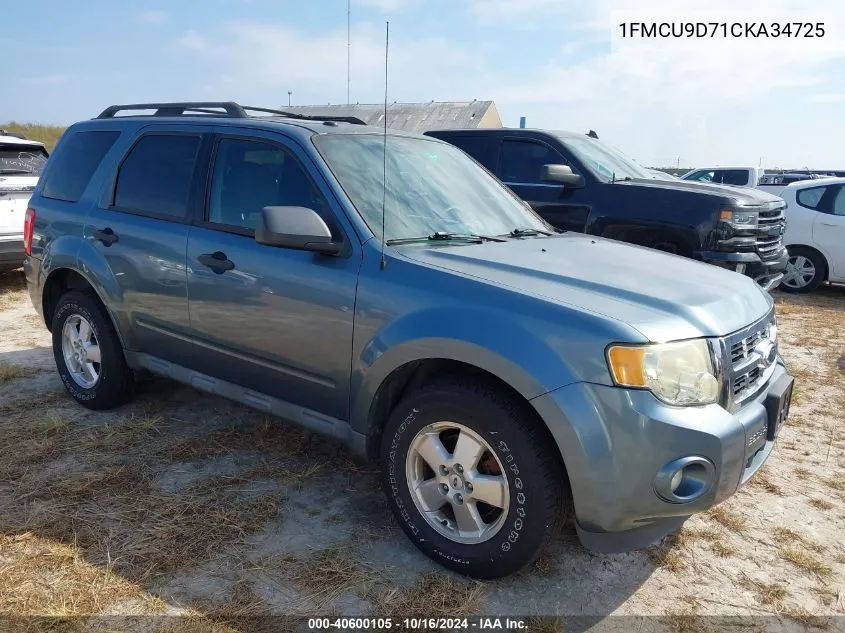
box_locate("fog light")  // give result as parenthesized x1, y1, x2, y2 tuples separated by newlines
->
(654, 456, 716, 503)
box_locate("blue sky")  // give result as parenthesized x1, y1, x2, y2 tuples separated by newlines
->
(3, 0, 844, 168)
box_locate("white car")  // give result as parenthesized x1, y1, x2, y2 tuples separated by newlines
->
(0, 131, 48, 271)
(780, 177, 845, 292)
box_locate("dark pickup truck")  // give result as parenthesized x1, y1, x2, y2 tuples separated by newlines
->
(425, 128, 788, 290)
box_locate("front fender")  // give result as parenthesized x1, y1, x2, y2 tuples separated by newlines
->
(348, 306, 579, 436)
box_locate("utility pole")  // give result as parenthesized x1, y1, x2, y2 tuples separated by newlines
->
(288, 91, 292, 107)
(347, 0, 351, 104)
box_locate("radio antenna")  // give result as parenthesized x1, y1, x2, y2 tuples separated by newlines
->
(379, 21, 389, 271)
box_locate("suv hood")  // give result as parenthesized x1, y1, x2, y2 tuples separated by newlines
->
(402, 233, 772, 342)
(620, 178, 783, 205)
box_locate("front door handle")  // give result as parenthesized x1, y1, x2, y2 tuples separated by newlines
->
(197, 251, 235, 274)
(91, 228, 118, 246)
(819, 222, 839, 227)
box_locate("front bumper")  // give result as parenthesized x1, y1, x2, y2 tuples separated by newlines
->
(531, 361, 791, 553)
(0, 235, 24, 269)
(700, 248, 788, 292)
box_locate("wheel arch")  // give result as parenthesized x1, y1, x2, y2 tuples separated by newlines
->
(41, 266, 128, 348)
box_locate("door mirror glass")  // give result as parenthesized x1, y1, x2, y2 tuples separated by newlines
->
(542, 164, 585, 187)
(255, 206, 342, 255)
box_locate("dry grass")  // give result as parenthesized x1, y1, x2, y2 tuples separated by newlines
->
(373, 572, 486, 619)
(740, 575, 789, 606)
(161, 416, 312, 462)
(525, 617, 565, 633)
(0, 362, 38, 382)
(710, 541, 737, 558)
(283, 546, 388, 609)
(707, 506, 746, 533)
(809, 498, 835, 510)
(825, 476, 845, 492)
(748, 469, 783, 495)
(0, 532, 165, 615)
(779, 547, 832, 578)
(779, 605, 830, 629)
(530, 553, 557, 577)
(772, 527, 826, 553)
(650, 547, 686, 572)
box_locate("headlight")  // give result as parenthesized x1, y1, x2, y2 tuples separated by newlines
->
(719, 208, 759, 226)
(606, 339, 721, 406)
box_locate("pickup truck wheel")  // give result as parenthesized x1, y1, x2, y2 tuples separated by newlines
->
(781, 248, 826, 293)
(380, 379, 566, 579)
(52, 291, 134, 410)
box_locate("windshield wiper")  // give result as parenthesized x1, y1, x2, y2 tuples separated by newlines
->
(0, 169, 32, 175)
(385, 231, 506, 246)
(506, 227, 554, 238)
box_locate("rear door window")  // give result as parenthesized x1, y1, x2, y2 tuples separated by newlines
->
(113, 134, 201, 219)
(41, 131, 120, 202)
(444, 136, 498, 173)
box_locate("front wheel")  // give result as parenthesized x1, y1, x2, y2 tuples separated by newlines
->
(380, 379, 567, 579)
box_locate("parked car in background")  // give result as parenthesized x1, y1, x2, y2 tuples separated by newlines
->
(780, 177, 845, 292)
(681, 166, 765, 188)
(24, 102, 793, 579)
(425, 128, 788, 290)
(0, 131, 48, 270)
(647, 168, 679, 180)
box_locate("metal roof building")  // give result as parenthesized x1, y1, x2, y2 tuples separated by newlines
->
(280, 100, 502, 134)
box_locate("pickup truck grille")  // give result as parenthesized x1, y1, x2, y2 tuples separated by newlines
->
(755, 206, 785, 260)
(724, 313, 777, 407)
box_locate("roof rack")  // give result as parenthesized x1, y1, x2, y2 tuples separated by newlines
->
(95, 101, 366, 125)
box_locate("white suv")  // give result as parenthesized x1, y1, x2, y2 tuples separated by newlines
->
(0, 131, 48, 271)
(780, 177, 845, 292)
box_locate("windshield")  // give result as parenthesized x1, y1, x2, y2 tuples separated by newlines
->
(315, 134, 549, 242)
(0, 145, 48, 176)
(555, 134, 650, 183)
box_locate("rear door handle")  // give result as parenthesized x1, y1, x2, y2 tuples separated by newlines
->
(197, 251, 235, 274)
(819, 222, 839, 227)
(91, 228, 118, 246)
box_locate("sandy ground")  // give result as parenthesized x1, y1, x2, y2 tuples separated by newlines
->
(0, 269, 843, 632)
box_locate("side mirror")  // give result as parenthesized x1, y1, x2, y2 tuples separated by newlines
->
(255, 206, 342, 255)
(543, 164, 585, 187)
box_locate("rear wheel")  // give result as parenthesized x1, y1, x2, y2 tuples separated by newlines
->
(52, 290, 134, 409)
(781, 248, 826, 293)
(380, 378, 567, 579)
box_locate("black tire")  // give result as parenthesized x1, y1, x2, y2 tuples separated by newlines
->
(380, 378, 568, 579)
(51, 290, 134, 410)
(780, 247, 826, 294)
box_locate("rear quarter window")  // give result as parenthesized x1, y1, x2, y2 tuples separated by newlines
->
(112, 134, 201, 219)
(41, 130, 120, 202)
(796, 186, 825, 210)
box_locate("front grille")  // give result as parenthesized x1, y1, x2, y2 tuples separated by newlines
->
(755, 206, 785, 260)
(727, 316, 775, 403)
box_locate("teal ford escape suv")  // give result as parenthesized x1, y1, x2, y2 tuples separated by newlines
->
(23, 102, 794, 579)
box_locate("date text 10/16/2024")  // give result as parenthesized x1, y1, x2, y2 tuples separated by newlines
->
(307, 618, 529, 630)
